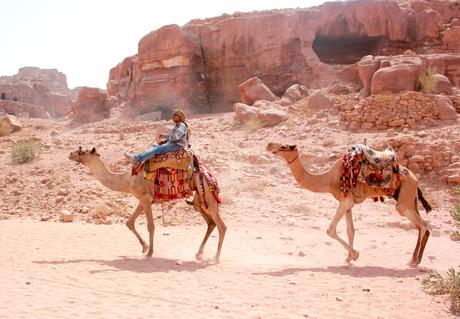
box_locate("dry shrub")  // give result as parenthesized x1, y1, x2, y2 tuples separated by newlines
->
(422, 268, 460, 315)
(243, 179, 266, 193)
(243, 118, 264, 133)
(288, 202, 312, 215)
(451, 186, 460, 240)
(88, 203, 125, 223)
(419, 66, 437, 94)
(11, 139, 39, 164)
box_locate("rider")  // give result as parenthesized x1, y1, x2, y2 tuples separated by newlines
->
(125, 109, 189, 165)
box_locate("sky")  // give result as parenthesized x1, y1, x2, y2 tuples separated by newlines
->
(1, 0, 327, 89)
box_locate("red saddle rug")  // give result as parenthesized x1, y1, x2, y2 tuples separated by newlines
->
(150, 168, 192, 202)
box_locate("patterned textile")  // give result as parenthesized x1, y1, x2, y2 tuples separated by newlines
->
(143, 149, 191, 172)
(149, 168, 191, 202)
(194, 155, 221, 208)
(340, 144, 402, 196)
(130, 149, 191, 176)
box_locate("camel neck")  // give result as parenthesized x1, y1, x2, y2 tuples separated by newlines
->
(87, 159, 132, 193)
(286, 156, 330, 193)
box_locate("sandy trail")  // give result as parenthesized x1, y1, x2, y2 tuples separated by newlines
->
(1, 219, 459, 319)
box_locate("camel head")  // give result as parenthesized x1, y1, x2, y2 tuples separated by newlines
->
(68, 147, 100, 165)
(266, 143, 299, 163)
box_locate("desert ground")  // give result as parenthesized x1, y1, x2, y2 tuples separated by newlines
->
(1, 105, 459, 318)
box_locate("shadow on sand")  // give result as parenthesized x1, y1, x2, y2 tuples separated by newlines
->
(253, 265, 424, 278)
(33, 256, 213, 274)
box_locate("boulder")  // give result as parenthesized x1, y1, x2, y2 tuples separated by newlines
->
(371, 63, 422, 95)
(431, 74, 452, 95)
(436, 96, 457, 120)
(0, 115, 22, 136)
(71, 87, 108, 124)
(233, 103, 258, 122)
(278, 84, 309, 106)
(257, 109, 288, 127)
(238, 77, 277, 105)
(416, 9, 442, 42)
(357, 56, 380, 97)
(307, 92, 333, 109)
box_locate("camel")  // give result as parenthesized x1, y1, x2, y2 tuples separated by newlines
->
(266, 143, 432, 267)
(68, 147, 226, 262)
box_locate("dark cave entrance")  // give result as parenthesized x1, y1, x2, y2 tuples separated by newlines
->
(312, 34, 385, 64)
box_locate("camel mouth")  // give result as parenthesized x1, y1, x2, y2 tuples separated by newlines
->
(68, 151, 81, 162)
(266, 143, 280, 153)
(266, 143, 297, 154)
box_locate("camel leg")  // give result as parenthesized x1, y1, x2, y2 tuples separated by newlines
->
(197, 176, 226, 263)
(195, 208, 216, 261)
(143, 200, 155, 257)
(344, 209, 359, 263)
(395, 177, 430, 267)
(326, 198, 359, 261)
(399, 209, 430, 267)
(126, 203, 149, 254)
(207, 205, 226, 263)
(190, 192, 217, 261)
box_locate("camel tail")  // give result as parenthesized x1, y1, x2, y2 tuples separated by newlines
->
(417, 188, 432, 213)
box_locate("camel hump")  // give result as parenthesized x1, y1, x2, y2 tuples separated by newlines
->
(351, 144, 398, 167)
(143, 149, 193, 173)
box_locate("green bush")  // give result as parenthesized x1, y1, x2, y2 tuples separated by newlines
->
(422, 268, 460, 314)
(10, 139, 39, 164)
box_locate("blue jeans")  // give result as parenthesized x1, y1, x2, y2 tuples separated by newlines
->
(133, 142, 182, 164)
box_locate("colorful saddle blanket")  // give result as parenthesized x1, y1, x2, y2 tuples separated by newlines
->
(143, 148, 192, 173)
(194, 155, 221, 208)
(149, 167, 192, 202)
(130, 149, 220, 205)
(340, 144, 401, 196)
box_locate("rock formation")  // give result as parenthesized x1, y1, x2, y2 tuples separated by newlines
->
(0, 67, 72, 118)
(107, 0, 460, 117)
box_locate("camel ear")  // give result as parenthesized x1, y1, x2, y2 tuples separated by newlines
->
(91, 147, 96, 154)
(289, 145, 297, 151)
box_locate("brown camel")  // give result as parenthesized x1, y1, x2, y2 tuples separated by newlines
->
(68, 147, 226, 262)
(266, 143, 431, 267)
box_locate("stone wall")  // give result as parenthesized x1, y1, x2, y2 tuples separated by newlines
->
(340, 91, 449, 130)
(380, 134, 460, 185)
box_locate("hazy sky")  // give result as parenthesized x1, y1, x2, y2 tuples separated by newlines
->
(1, 0, 327, 89)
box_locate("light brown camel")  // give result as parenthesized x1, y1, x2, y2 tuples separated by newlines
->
(266, 143, 432, 267)
(68, 147, 226, 262)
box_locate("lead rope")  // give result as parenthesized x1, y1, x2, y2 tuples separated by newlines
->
(161, 202, 165, 227)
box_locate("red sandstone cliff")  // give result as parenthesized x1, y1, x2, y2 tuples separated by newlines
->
(108, 0, 460, 118)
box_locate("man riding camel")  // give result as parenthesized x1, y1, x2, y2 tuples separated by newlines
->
(125, 109, 189, 165)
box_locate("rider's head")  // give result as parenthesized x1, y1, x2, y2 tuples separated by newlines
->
(172, 109, 185, 123)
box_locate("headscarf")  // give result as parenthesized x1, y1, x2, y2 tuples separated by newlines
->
(173, 109, 186, 121)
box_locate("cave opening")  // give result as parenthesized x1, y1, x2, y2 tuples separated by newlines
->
(312, 34, 385, 64)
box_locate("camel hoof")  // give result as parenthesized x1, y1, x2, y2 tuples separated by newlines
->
(407, 260, 419, 268)
(346, 250, 359, 263)
(146, 250, 153, 257)
(212, 255, 220, 264)
(352, 250, 360, 261)
(142, 245, 150, 254)
(195, 252, 204, 261)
